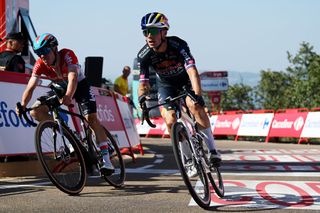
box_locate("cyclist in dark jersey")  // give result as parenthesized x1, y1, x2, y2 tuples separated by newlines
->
(16, 33, 114, 175)
(137, 12, 221, 174)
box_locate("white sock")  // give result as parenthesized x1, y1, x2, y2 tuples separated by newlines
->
(98, 141, 109, 157)
(200, 127, 216, 151)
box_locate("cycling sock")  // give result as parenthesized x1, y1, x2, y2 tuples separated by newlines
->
(98, 141, 109, 156)
(200, 127, 216, 151)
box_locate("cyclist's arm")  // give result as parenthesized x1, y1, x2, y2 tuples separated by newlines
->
(62, 67, 78, 106)
(66, 66, 78, 98)
(187, 66, 202, 96)
(21, 75, 40, 107)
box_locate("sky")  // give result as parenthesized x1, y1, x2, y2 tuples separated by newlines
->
(29, 0, 320, 82)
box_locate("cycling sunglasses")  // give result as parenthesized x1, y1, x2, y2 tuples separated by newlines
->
(143, 28, 161, 37)
(34, 47, 51, 56)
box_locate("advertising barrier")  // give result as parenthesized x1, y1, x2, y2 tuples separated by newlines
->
(0, 71, 141, 158)
(300, 111, 320, 139)
(213, 114, 242, 136)
(237, 113, 274, 138)
(267, 110, 308, 141)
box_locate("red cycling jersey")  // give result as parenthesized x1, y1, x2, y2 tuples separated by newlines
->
(32, 48, 81, 81)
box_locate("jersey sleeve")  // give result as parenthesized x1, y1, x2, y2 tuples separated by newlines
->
(32, 59, 45, 76)
(177, 38, 196, 71)
(137, 46, 150, 84)
(62, 49, 79, 65)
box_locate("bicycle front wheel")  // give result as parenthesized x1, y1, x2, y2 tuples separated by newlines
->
(35, 120, 87, 195)
(102, 128, 125, 188)
(171, 122, 211, 209)
(208, 166, 224, 198)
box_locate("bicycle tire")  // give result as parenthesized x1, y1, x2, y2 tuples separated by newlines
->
(198, 131, 225, 198)
(207, 166, 224, 198)
(99, 128, 125, 188)
(35, 120, 87, 195)
(171, 122, 211, 208)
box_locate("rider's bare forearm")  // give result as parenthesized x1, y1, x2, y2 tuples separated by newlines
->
(187, 67, 202, 95)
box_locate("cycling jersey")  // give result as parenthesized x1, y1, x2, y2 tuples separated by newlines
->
(137, 36, 196, 86)
(33, 48, 95, 115)
(32, 48, 85, 82)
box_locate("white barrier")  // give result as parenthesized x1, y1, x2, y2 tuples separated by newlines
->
(0, 72, 141, 156)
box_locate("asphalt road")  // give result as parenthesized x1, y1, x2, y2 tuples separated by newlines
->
(0, 138, 319, 213)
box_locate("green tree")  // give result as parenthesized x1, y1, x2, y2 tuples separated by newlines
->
(220, 83, 255, 111)
(286, 42, 320, 108)
(255, 70, 290, 110)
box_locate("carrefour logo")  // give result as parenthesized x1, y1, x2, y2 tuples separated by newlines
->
(294, 116, 304, 131)
(0, 101, 35, 128)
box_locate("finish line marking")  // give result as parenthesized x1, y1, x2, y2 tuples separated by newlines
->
(189, 180, 320, 210)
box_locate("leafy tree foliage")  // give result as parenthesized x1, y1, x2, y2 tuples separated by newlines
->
(219, 42, 320, 112)
(220, 83, 255, 111)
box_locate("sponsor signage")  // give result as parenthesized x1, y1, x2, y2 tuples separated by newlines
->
(269, 112, 308, 138)
(300, 112, 320, 138)
(213, 114, 242, 135)
(200, 71, 229, 91)
(237, 113, 274, 136)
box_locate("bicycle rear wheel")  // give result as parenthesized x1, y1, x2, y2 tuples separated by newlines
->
(35, 120, 87, 195)
(171, 122, 211, 208)
(101, 128, 125, 188)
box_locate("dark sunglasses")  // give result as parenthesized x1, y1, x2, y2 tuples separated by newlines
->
(34, 47, 51, 56)
(142, 28, 161, 37)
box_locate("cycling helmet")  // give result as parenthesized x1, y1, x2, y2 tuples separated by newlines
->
(33, 33, 58, 51)
(141, 12, 169, 30)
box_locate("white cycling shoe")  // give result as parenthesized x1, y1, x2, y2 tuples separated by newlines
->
(100, 154, 115, 176)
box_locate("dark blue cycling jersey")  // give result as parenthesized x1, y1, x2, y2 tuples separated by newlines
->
(137, 36, 196, 86)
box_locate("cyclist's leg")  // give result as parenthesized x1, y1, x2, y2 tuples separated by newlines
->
(74, 79, 114, 175)
(30, 93, 53, 122)
(157, 81, 179, 131)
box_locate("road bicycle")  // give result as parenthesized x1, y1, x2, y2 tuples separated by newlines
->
(140, 86, 224, 208)
(16, 83, 125, 195)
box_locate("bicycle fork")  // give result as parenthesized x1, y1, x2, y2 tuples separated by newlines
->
(52, 111, 71, 160)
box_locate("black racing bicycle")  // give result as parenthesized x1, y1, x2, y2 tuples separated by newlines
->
(140, 86, 224, 209)
(16, 83, 125, 195)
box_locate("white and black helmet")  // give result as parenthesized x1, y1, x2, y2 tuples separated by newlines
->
(141, 12, 170, 30)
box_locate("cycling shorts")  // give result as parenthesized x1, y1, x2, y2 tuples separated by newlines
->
(157, 80, 192, 111)
(38, 79, 96, 115)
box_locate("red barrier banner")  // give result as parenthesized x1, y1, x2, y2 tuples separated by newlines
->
(269, 112, 308, 138)
(213, 114, 242, 135)
(93, 88, 124, 131)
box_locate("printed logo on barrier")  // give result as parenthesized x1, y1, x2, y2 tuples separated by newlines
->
(232, 117, 240, 130)
(263, 118, 270, 129)
(0, 101, 34, 128)
(294, 116, 304, 131)
(96, 104, 115, 122)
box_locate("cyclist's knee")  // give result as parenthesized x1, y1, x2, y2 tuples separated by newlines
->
(30, 106, 49, 121)
(163, 110, 176, 128)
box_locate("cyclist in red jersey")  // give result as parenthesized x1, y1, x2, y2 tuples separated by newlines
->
(16, 33, 114, 175)
(137, 12, 221, 177)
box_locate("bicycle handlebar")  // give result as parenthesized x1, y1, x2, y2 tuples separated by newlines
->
(140, 86, 198, 128)
(16, 102, 37, 127)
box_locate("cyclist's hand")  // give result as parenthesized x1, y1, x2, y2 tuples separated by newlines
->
(193, 94, 205, 107)
(61, 95, 73, 106)
(16, 104, 25, 117)
(138, 95, 148, 109)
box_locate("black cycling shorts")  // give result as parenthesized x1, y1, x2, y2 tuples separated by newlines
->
(157, 80, 192, 111)
(38, 79, 96, 115)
